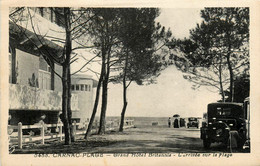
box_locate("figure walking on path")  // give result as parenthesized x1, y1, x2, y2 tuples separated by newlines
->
(168, 117, 172, 128)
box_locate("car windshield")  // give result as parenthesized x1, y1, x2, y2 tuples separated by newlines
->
(208, 103, 243, 119)
(189, 118, 197, 121)
(216, 108, 232, 116)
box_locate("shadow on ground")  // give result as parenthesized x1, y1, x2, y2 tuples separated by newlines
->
(11, 127, 248, 154)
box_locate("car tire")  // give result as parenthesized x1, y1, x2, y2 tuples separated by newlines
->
(203, 139, 211, 149)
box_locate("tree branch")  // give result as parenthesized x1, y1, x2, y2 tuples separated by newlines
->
(9, 7, 25, 17)
(71, 45, 96, 51)
(10, 13, 63, 79)
(27, 8, 65, 64)
(71, 53, 99, 75)
(126, 80, 132, 89)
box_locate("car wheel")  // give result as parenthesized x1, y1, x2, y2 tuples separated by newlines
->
(203, 139, 211, 149)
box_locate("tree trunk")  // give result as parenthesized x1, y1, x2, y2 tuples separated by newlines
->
(119, 84, 127, 132)
(98, 77, 108, 134)
(98, 45, 111, 135)
(218, 55, 225, 102)
(119, 50, 129, 132)
(61, 65, 71, 145)
(226, 30, 234, 102)
(227, 53, 234, 102)
(61, 7, 72, 145)
(67, 66, 74, 142)
(84, 53, 105, 139)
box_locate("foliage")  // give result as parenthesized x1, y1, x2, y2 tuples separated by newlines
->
(168, 7, 249, 101)
(111, 8, 171, 85)
(108, 8, 172, 131)
(224, 72, 249, 102)
(28, 73, 39, 88)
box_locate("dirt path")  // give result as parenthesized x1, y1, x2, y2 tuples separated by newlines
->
(12, 126, 238, 154)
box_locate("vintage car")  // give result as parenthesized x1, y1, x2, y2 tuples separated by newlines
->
(200, 102, 249, 149)
(187, 117, 199, 128)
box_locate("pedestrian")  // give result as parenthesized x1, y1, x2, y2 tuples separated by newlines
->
(168, 117, 171, 128)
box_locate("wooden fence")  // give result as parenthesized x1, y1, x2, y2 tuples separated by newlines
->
(8, 119, 134, 149)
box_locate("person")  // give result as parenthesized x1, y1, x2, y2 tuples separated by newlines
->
(168, 117, 172, 128)
(174, 119, 179, 128)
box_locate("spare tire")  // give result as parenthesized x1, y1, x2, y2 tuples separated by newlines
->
(208, 122, 230, 142)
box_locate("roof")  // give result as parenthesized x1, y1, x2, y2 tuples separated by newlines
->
(71, 74, 98, 88)
(9, 21, 64, 63)
(208, 102, 243, 107)
(71, 74, 93, 79)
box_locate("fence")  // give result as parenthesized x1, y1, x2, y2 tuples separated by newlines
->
(8, 119, 134, 149)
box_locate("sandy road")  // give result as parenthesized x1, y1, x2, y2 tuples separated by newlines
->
(13, 126, 241, 154)
(85, 126, 231, 153)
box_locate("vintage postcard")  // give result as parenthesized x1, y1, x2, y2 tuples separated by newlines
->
(1, 0, 260, 166)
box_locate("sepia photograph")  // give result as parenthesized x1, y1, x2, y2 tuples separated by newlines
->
(1, 2, 260, 166)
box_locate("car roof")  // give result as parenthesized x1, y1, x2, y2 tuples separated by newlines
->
(208, 102, 243, 107)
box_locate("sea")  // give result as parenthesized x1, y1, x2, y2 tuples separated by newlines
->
(106, 116, 169, 128)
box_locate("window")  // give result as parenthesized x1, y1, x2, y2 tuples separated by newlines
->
(39, 56, 50, 72)
(50, 8, 54, 22)
(85, 85, 88, 91)
(38, 70, 51, 90)
(216, 107, 232, 116)
(54, 8, 65, 28)
(71, 85, 75, 91)
(39, 56, 51, 90)
(39, 8, 44, 17)
(47, 66, 51, 72)
(76, 84, 79, 91)
(8, 46, 17, 84)
(81, 84, 84, 91)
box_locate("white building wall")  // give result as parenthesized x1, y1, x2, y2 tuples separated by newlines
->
(54, 63, 62, 92)
(71, 76, 94, 122)
(16, 49, 39, 86)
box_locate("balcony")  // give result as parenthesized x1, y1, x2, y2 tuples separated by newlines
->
(9, 84, 79, 111)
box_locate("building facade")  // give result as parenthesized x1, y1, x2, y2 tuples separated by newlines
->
(71, 74, 97, 122)
(9, 7, 95, 125)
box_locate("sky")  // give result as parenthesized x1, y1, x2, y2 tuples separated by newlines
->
(158, 8, 203, 39)
(73, 8, 220, 118)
